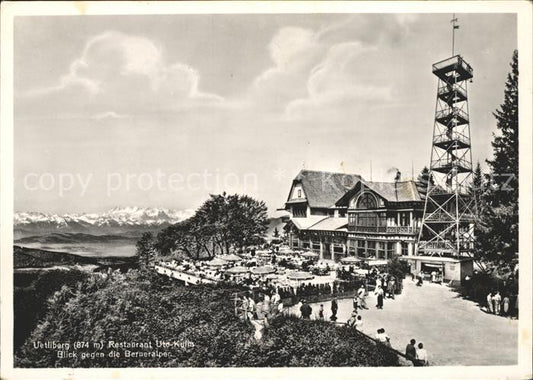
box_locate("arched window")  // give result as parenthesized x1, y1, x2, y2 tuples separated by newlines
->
(356, 193, 377, 209)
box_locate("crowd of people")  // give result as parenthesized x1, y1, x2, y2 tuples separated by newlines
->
(237, 290, 284, 324)
(405, 338, 429, 366)
(486, 290, 512, 316)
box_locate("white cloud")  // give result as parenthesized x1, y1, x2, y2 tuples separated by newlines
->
(23, 31, 223, 116)
(21, 17, 418, 121)
(285, 42, 393, 120)
(250, 15, 415, 119)
(254, 27, 320, 87)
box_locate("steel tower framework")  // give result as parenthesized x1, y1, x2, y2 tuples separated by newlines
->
(417, 54, 477, 257)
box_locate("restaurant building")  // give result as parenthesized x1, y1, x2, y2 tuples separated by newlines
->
(283, 170, 424, 261)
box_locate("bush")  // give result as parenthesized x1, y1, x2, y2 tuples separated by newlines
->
(387, 257, 409, 280)
(235, 316, 400, 367)
(16, 270, 401, 368)
(456, 271, 518, 315)
(14, 269, 90, 352)
(15, 271, 253, 368)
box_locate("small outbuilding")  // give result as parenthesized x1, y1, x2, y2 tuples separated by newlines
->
(402, 255, 474, 284)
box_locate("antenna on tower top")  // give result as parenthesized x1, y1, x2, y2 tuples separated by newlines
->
(451, 13, 460, 56)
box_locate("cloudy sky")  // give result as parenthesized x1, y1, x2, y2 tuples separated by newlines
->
(14, 13, 516, 215)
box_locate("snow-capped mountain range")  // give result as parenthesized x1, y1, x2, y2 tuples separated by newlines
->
(14, 207, 194, 238)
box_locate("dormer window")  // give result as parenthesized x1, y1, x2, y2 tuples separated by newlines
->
(356, 193, 377, 209)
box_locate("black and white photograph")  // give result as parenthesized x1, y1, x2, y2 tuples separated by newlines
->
(1, 2, 531, 379)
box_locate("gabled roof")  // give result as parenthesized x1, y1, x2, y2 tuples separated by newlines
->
(289, 216, 329, 230)
(287, 170, 362, 209)
(287, 216, 348, 232)
(307, 217, 348, 232)
(365, 180, 422, 202)
(335, 179, 423, 206)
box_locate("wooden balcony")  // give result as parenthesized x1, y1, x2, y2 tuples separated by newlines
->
(348, 225, 418, 235)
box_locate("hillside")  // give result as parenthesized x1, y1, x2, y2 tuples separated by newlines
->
(15, 233, 137, 245)
(13, 246, 137, 269)
(15, 271, 401, 367)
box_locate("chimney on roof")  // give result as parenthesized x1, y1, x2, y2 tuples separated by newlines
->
(394, 170, 402, 183)
(394, 170, 401, 201)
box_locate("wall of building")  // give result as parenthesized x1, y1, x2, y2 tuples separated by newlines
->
(444, 261, 461, 282)
(460, 260, 474, 281)
(290, 183, 305, 200)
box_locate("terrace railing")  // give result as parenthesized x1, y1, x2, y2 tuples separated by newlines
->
(348, 225, 417, 234)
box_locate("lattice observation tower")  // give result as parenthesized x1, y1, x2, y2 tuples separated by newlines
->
(417, 51, 477, 257)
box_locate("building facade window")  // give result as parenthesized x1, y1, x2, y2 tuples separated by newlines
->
(356, 193, 377, 209)
(400, 212, 409, 226)
(357, 240, 366, 257)
(298, 189, 302, 198)
(333, 245, 344, 253)
(401, 242, 409, 255)
(357, 213, 378, 227)
(293, 205, 307, 218)
(367, 241, 376, 257)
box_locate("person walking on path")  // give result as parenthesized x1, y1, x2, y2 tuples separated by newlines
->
(295, 299, 303, 318)
(263, 293, 271, 315)
(248, 295, 256, 320)
(375, 328, 391, 347)
(389, 278, 396, 299)
(486, 292, 494, 314)
(271, 290, 281, 305)
(318, 304, 325, 320)
(375, 285, 384, 309)
(347, 311, 358, 327)
(300, 300, 312, 320)
(503, 295, 510, 316)
(493, 291, 502, 315)
(353, 294, 359, 311)
(415, 343, 429, 366)
(405, 339, 417, 365)
(357, 285, 368, 309)
(330, 298, 338, 321)
(241, 296, 249, 321)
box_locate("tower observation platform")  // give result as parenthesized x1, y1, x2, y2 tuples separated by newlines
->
(416, 53, 477, 258)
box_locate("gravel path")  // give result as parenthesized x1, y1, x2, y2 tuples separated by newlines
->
(289, 279, 518, 366)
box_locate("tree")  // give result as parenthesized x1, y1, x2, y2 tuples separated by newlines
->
(136, 232, 156, 269)
(153, 193, 269, 259)
(15, 271, 254, 368)
(191, 193, 268, 254)
(470, 162, 483, 196)
(475, 51, 519, 269)
(486, 50, 518, 206)
(416, 166, 434, 195)
(14, 269, 89, 352)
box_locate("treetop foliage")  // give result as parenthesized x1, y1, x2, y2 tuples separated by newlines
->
(16, 270, 400, 368)
(152, 193, 269, 260)
(474, 50, 519, 269)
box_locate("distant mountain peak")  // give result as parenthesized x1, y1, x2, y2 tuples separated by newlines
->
(14, 207, 194, 238)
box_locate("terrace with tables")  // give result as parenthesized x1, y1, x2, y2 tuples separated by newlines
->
(154, 245, 393, 301)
